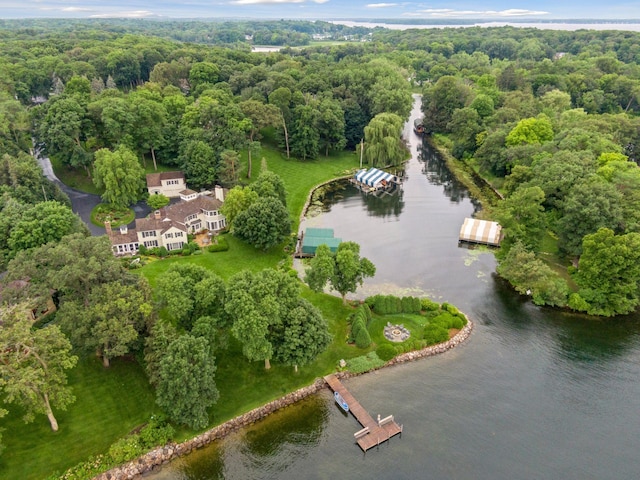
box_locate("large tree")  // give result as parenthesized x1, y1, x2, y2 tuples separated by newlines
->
(220, 186, 259, 229)
(226, 269, 301, 369)
(155, 264, 226, 331)
(573, 228, 640, 316)
(0, 305, 78, 431)
(7, 201, 85, 257)
(239, 99, 279, 178)
(274, 298, 331, 372)
(233, 197, 291, 251)
(305, 242, 376, 305)
(57, 279, 153, 367)
(93, 145, 146, 208)
(363, 113, 406, 168)
(6, 234, 125, 307)
(155, 334, 219, 430)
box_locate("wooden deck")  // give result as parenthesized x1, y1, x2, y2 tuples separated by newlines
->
(324, 374, 403, 452)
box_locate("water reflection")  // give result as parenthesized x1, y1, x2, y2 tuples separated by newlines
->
(418, 140, 482, 212)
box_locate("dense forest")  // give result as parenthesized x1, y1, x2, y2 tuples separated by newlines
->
(2, 18, 640, 479)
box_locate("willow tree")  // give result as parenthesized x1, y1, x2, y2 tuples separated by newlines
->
(363, 112, 406, 168)
(93, 145, 145, 208)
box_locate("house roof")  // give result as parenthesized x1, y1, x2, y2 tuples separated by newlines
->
(164, 195, 223, 221)
(355, 168, 395, 187)
(107, 227, 139, 245)
(136, 216, 186, 235)
(459, 218, 502, 246)
(146, 171, 185, 188)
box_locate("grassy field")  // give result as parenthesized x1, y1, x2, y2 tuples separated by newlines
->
(1, 146, 366, 479)
(0, 356, 157, 480)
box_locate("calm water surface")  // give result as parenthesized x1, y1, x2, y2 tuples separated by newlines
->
(149, 96, 640, 480)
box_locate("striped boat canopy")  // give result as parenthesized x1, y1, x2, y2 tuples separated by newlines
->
(459, 218, 502, 246)
(355, 168, 395, 188)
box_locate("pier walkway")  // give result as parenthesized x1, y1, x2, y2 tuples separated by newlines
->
(324, 374, 403, 452)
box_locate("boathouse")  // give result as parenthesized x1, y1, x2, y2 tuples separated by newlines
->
(458, 218, 502, 246)
(354, 168, 398, 191)
(299, 227, 342, 256)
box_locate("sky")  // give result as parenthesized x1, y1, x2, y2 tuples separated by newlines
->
(1, 0, 640, 20)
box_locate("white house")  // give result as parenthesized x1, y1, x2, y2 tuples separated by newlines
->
(146, 171, 186, 198)
(107, 186, 227, 255)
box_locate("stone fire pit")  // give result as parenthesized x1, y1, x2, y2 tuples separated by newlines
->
(383, 323, 411, 342)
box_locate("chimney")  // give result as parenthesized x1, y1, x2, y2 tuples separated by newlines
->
(154, 210, 162, 220)
(104, 220, 112, 235)
(214, 185, 224, 202)
(119, 225, 128, 235)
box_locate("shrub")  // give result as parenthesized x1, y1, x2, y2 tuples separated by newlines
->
(376, 344, 397, 361)
(423, 325, 449, 345)
(208, 236, 229, 252)
(402, 296, 422, 314)
(138, 244, 148, 255)
(355, 325, 372, 348)
(157, 246, 168, 258)
(421, 298, 440, 311)
(138, 415, 175, 449)
(345, 352, 385, 374)
(441, 302, 459, 315)
(350, 317, 366, 343)
(107, 436, 143, 465)
(361, 303, 372, 323)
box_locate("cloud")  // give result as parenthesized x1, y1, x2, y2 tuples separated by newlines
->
(413, 8, 549, 17)
(230, 0, 304, 4)
(90, 10, 157, 18)
(367, 3, 398, 7)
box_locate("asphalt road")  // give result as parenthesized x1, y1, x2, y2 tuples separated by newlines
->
(36, 150, 150, 236)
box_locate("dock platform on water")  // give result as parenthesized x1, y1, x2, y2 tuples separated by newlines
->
(324, 374, 403, 452)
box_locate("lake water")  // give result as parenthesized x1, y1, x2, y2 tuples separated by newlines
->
(331, 20, 640, 32)
(148, 96, 640, 479)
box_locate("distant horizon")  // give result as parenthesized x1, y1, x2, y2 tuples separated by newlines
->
(2, 1, 640, 21)
(2, 16, 640, 23)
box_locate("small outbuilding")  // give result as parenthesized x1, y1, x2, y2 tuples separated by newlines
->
(459, 218, 502, 246)
(298, 227, 342, 256)
(354, 168, 399, 191)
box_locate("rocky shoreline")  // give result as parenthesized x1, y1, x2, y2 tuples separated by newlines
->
(93, 318, 473, 480)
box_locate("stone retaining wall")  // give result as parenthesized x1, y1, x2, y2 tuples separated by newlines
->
(94, 318, 473, 480)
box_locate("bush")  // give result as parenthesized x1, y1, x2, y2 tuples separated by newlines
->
(441, 302, 459, 315)
(138, 415, 175, 450)
(138, 244, 148, 255)
(421, 298, 440, 311)
(401, 296, 422, 314)
(423, 325, 449, 345)
(208, 236, 229, 252)
(345, 352, 385, 374)
(350, 317, 366, 343)
(361, 303, 372, 323)
(376, 344, 397, 361)
(107, 436, 143, 465)
(355, 325, 372, 348)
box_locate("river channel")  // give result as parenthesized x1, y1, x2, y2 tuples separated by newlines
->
(148, 96, 640, 479)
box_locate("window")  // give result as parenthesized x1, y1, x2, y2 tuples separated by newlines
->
(165, 232, 174, 239)
(144, 240, 158, 248)
(186, 214, 198, 222)
(164, 179, 181, 186)
(142, 231, 156, 238)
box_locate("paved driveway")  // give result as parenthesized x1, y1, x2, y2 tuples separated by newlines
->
(37, 151, 150, 236)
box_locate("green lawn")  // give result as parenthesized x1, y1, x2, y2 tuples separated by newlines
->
(368, 313, 428, 347)
(243, 145, 360, 230)
(3, 146, 365, 478)
(0, 356, 157, 480)
(139, 234, 285, 286)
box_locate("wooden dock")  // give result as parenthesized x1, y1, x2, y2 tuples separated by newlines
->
(324, 374, 403, 452)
